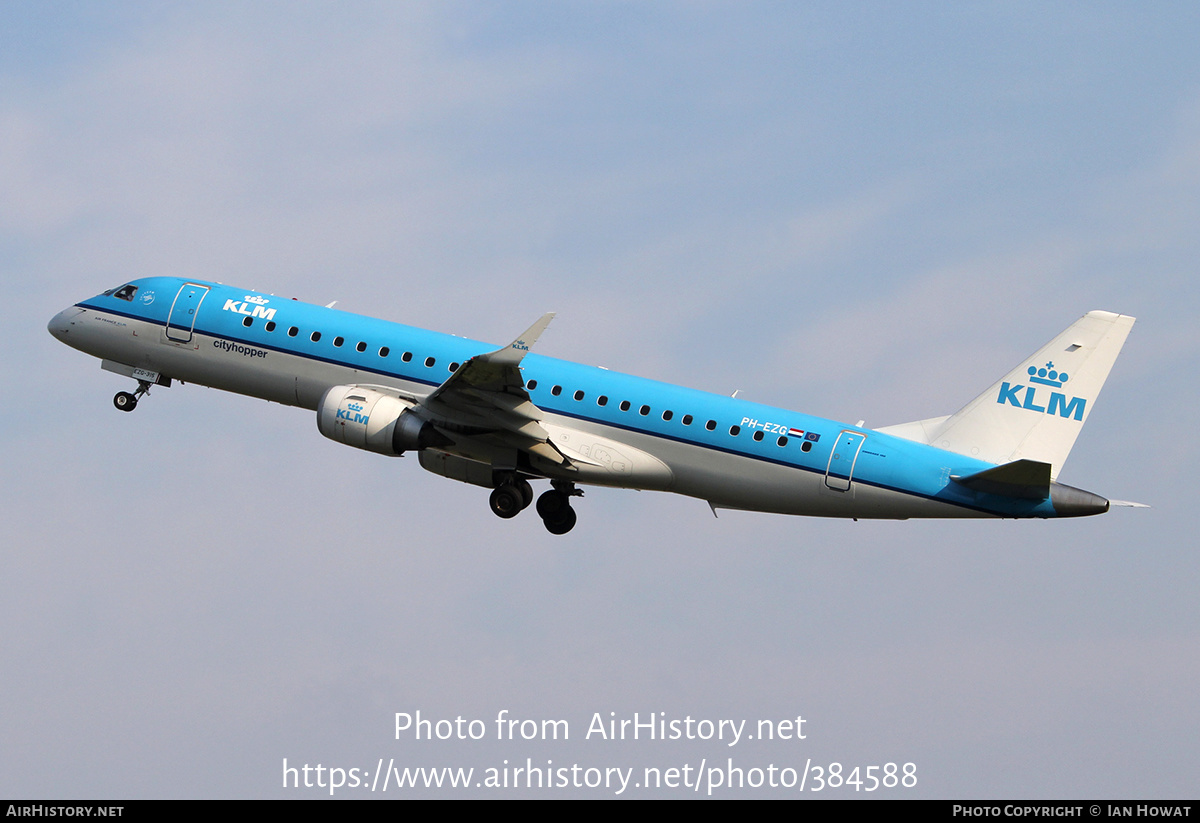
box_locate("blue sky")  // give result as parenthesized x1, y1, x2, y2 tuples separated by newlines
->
(4, 2, 1199, 797)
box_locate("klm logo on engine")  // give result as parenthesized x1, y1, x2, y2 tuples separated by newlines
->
(337, 401, 368, 424)
(222, 294, 277, 321)
(997, 362, 1086, 421)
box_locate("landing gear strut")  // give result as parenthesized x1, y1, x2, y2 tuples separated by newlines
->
(113, 380, 153, 412)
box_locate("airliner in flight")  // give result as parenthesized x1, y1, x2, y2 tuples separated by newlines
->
(48, 278, 1139, 534)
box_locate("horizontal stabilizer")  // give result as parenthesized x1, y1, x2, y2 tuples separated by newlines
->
(952, 459, 1051, 500)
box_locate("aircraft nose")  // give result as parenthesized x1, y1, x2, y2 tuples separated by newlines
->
(48, 307, 81, 342)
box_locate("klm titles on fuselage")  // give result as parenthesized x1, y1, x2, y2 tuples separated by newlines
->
(223, 295, 277, 322)
(996, 362, 1086, 421)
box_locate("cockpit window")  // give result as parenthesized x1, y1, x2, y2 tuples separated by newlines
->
(112, 284, 138, 302)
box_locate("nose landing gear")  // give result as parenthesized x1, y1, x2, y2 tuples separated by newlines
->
(113, 380, 153, 412)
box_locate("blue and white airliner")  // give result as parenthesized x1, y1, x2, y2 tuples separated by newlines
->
(48, 278, 1140, 534)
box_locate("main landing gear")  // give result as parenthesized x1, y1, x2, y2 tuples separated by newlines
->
(536, 484, 578, 535)
(489, 478, 534, 519)
(113, 380, 153, 412)
(488, 477, 581, 534)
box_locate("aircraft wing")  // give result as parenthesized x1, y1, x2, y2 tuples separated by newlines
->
(421, 313, 576, 465)
(427, 312, 554, 406)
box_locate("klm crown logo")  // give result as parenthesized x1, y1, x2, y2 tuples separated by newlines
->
(997, 361, 1086, 421)
(1028, 362, 1068, 388)
(347, 403, 364, 412)
(245, 295, 269, 305)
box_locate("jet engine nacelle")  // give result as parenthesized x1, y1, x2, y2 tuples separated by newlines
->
(316, 385, 441, 456)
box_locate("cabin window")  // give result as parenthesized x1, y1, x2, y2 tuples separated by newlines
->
(265, 321, 276, 332)
(753, 430, 764, 442)
(777, 436, 788, 447)
(333, 336, 344, 347)
(551, 385, 562, 396)
(597, 395, 608, 406)
(243, 317, 253, 327)
(288, 327, 299, 337)
(619, 401, 631, 412)
(705, 420, 716, 431)
(527, 379, 538, 390)
(113, 285, 137, 301)
(801, 441, 813, 452)
(682, 414, 693, 426)
(379, 346, 389, 357)
(356, 341, 367, 353)
(573, 390, 585, 401)
(449, 362, 459, 372)
(424, 356, 436, 367)
(729, 425, 741, 436)
(662, 410, 673, 421)
(310, 331, 321, 342)
(402, 352, 412, 362)
(639, 405, 650, 416)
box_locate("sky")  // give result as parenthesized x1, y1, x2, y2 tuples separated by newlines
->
(3, 2, 1199, 798)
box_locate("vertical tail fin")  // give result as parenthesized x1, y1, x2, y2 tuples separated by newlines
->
(877, 311, 1135, 479)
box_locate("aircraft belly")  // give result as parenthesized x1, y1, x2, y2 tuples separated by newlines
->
(552, 416, 992, 519)
(154, 333, 297, 405)
(538, 420, 674, 490)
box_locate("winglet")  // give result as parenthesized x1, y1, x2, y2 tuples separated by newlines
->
(490, 312, 555, 366)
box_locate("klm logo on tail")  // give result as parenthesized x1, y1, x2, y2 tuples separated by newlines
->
(997, 362, 1087, 421)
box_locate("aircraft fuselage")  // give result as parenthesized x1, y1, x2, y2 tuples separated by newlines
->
(49, 277, 1123, 531)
